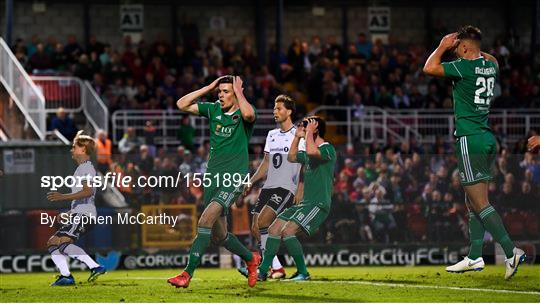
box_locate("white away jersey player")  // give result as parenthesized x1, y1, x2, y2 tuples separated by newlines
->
(263, 127, 302, 193)
(70, 160, 97, 216)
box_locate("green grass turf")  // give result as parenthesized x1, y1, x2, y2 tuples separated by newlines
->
(1, 265, 539, 302)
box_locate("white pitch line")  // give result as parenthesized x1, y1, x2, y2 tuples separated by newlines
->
(111, 277, 540, 295)
(305, 280, 540, 296)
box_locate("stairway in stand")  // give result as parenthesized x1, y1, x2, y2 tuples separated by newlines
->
(0, 85, 39, 140)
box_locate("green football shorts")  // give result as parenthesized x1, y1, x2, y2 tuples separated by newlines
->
(203, 183, 243, 215)
(278, 203, 329, 236)
(455, 132, 497, 186)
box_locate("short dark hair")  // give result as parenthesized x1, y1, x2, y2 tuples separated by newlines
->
(217, 75, 234, 85)
(457, 25, 482, 43)
(303, 116, 326, 138)
(275, 94, 296, 117)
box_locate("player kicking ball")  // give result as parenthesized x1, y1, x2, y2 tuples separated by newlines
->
(168, 75, 261, 288)
(46, 130, 106, 286)
(238, 95, 302, 279)
(257, 116, 336, 281)
(424, 26, 525, 279)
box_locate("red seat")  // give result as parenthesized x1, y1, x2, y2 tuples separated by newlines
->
(503, 212, 525, 237)
(407, 213, 427, 240)
(524, 212, 539, 237)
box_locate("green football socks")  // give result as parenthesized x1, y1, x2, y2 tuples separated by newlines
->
(184, 227, 212, 276)
(222, 233, 253, 261)
(258, 235, 281, 273)
(478, 205, 515, 258)
(467, 212, 485, 260)
(284, 236, 308, 275)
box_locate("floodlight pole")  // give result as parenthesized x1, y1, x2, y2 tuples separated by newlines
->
(275, 0, 283, 80)
(4, 0, 13, 46)
(342, 4, 348, 58)
(276, 0, 283, 55)
(532, 0, 539, 66)
(255, 0, 267, 65)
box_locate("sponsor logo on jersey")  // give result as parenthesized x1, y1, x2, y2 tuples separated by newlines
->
(270, 148, 289, 152)
(215, 124, 233, 137)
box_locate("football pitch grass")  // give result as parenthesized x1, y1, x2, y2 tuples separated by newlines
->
(1, 266, 540, 302)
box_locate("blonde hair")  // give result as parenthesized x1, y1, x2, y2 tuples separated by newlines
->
(74, 130, 96, 155)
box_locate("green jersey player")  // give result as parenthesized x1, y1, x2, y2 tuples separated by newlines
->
(424, 26, 525, 279)
(168, 76, 261, 288)
(257, 116, 336, 281)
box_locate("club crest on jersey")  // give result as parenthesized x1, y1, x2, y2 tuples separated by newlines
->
(232, 114, 239, 121)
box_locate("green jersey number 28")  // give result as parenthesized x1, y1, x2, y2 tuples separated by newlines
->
(474, 76, 495, 105)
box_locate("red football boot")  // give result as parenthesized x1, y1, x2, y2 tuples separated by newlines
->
(246, 252, 261, 288)
(270, 267, 286, 279)
(167, 271, 191, 288)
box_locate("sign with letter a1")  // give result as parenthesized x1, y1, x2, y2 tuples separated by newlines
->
(368, 7, 391, 33)
(120, 5, 144, 32)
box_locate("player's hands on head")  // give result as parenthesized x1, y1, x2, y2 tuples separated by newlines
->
(305, 118, 318, 133)
(439, 33, 459, 50)
(295, 122, 306, 138)
(47, 192, 64, 202)
(232, 76, 243, 94)
(208, 75, 229, 90)
(527, 136, 540, 152)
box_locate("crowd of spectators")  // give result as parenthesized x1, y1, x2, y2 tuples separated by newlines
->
(324, 136, 540, 244)
(10, 28, 540, 244)
(11, 27, 540, 123)
(92, 125, 540, 245)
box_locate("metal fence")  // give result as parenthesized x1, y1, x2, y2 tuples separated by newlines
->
(109, 106, 539, 147)
(31, 76, 83, 112)
(0, 37, 46, 140)
(111, 109, 276, 146)
(309, 106, 540, 145)
(30, 76, 109, 135)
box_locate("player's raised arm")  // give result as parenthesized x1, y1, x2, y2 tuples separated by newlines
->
(305, 118, 322, 159)
(177, 76, 227, 115)
(423, 33, 459, 77)
(287, 124, 305, 163)
(481, 51, 499, 68)
(233, 76, 256, 123)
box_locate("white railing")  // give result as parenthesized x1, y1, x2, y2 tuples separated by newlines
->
(111, 109, 276, 145)
(83, 80, 109, 135)
(309, 106, 540, 145)
(0, 37, 46, 140)
(0, 129, 8, 141)
(308, 105, 423, 144)
(30, 76, 109, 135)
(45, 129, 70, 145)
